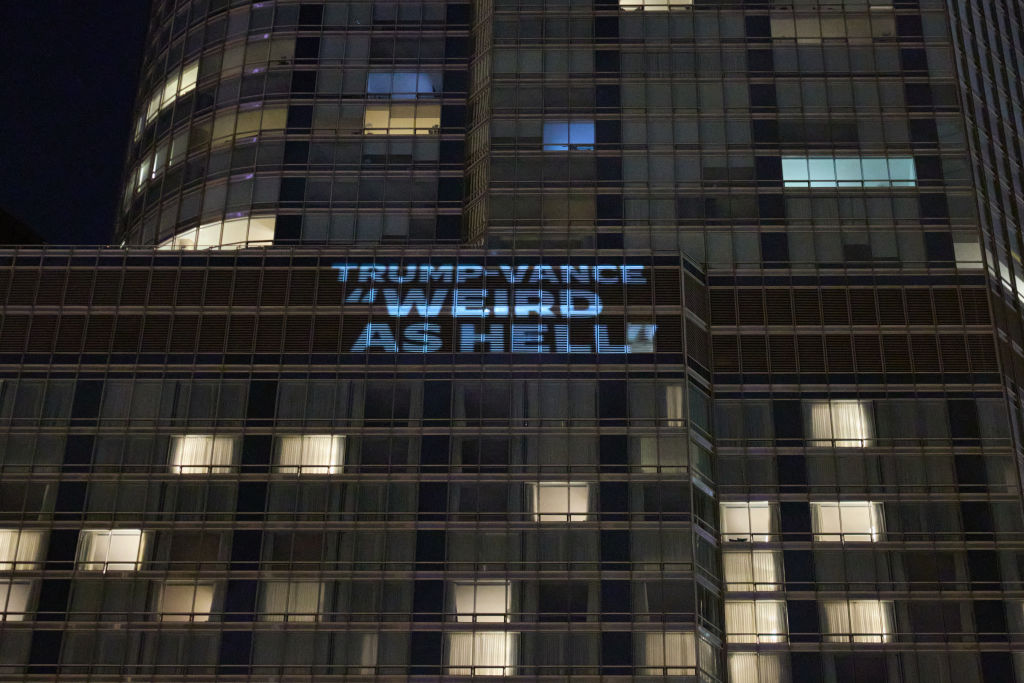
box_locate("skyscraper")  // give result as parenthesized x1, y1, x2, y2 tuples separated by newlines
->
(0, 1, 1022, 681)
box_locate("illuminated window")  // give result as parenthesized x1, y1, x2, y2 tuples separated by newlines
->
(367, 71, 441, 99)
(729, 653, 787, 683)
(543, 121, 595, 150)
(77, 530, 149, 572)
(158, 216, 276, 251)
(453, 581, 511, 623)
(725, 600, 789, 643)
(811, 501, 884, 542)
(169, 435, 236, 474)
(530, 482, 590, 522)
(805, 399, 874, 447)
(274, 435, 345, 474)
(159, 582, 215, 622)
(260, 581, 324, 622)
(0, 529, 45, 570)
(821, 599, 894, 643)
(210, 103, 289, 146)
(446, 632, 517, 676)
(636, 632, 696, 675)
(770, 12, 896, 42)
(145, 61, 199, 123)
(723, 549, 783, 591)
(0, 581, 31, 622)
(619, 0, 693, 11)
(720, 502, 775, 543)
(363, 103, 441, 135)
(782, 156, 917, 188)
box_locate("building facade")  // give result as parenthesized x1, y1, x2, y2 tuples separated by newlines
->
(0, 0, 1022, 681)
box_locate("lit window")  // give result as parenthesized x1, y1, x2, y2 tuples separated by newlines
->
(363, 103, 441, 135)
(446, 632, 517, 676)
(663, 384, 685, 427)
(0, 580, 31, 621)
(260, 581, 324, 622)
(210, 104, 289, 147)
(770, 12, 895, 42)
(0, 529, 45, 571)
(159, 582, 215, 622)
(720, 502, 775, 543)
(619, 0, 693, 11)
(169, 435, 236, 474)
(805, 399, 874, 447)
(367, 71, 441, 99)
(725, 600, 788, 643)
(543, 121, 595, 151)
(158, 216, 277, 251)
(729, 653, 787, 683)
(821, 599, 894, 643)
(145, 61, 200, 123)
(530, 482, 590, 522)
(782, 156, 917, 188)
(636, 632, 696, 675)
(275, 435, 345, 474)
(811, 501, 884, 542)
(453, 581, 511, 623)
(77, 530, 149, 572)
(723, 549, 783, 591)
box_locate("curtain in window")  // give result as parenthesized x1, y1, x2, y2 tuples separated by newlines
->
(170, 435, 236, 473)
(77, 530, 148, 572)
(446, 632, 517, 675)
(454, 582, 511, 623)
(531, 483, 590, 522)
(261, 581, 324, 622)
(159, 582, 215, 622)
(720, 503, 775, 542)
(822, 599, 893, 643)
(728, 653, 786, 683)
(0, 580, 31, 621)
(636, 632, 696, 675)
(725, 600, 788, 643)
(0, 530, 44, 570)
(807, 400, 873, 447)
(663, 385, 685, 427)
(723, 550, 783, 591)
(811, 502, 884, 542)
(276, 435, 345, 474)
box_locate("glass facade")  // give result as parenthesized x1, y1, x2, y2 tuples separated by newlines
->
(1, 0, 1022, 680)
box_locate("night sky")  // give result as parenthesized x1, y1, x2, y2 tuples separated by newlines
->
(0, 4, 151, 245)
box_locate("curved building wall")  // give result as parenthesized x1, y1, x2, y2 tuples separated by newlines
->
(118, 0, 469, 248)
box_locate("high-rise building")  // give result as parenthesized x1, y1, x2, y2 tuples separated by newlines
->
(0, 0, 1022, 681)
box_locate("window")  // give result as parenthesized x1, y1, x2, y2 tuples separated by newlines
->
(159, 582, 215, 622)
(723, 550, 784, 591)
(725, 600, 788, 643)
(77, 530, 149, 572)
(0, 580, 31, 621)
(158, 216, 276, 250)
(209, 103, 289, 146)
(782, 156, 917, 188)
(729, 653, 787, 683)
(0, 529, 45, 570)
(805, 399, 874, 447)
(720, 502, 776, 542)
(145, 61, 199, 123)
(530, 482, 590, 522)
(260, 581, 324, 622)
(169, 435, 236, 474)
(543, 121, 595, 151)
(275, 435, 345, 474)
(619, 0, 693, 11)
(821, 599, 894, 643)
(367, 71, 441, 99)
(453, 581, 511, 623)
(770, 12, 896, 42)
(446, 632, 517, 676)
(363, 103, 441, 135)
(811, 501, 884, 542)
(636, 632, 696, 675)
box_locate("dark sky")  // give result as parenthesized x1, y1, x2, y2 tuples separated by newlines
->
(0, 4, 151, 245)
